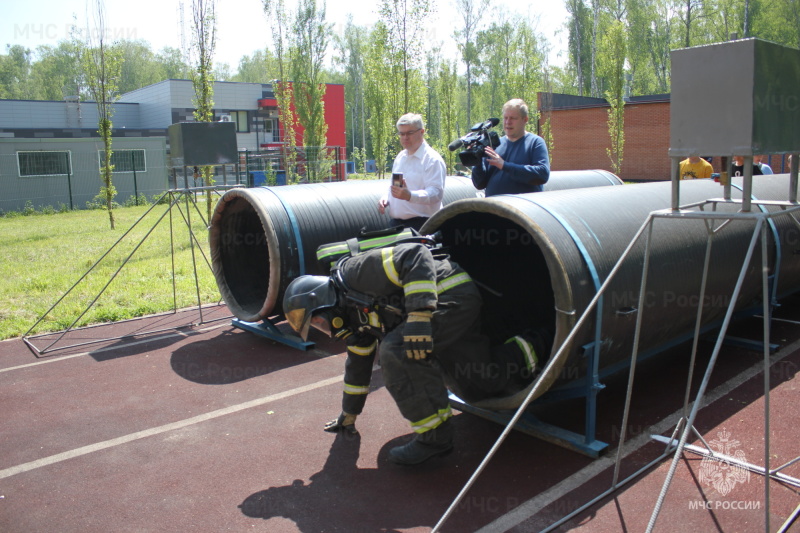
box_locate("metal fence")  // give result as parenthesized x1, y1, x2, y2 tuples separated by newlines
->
(238, 146, 348, 187)
(0, 149, 172, 214)
(1, 146, 349, 214)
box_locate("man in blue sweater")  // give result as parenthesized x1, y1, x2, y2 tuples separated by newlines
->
(471, 99, 550, 196)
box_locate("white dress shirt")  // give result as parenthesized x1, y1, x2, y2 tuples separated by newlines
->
(387, 140, 446, 220)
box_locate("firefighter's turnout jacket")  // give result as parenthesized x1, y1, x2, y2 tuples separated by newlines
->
(332, 242, 531, 435)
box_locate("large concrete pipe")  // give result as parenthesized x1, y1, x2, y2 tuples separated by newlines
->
(209, 171, 622, 322)
(421, 175, 800, 410)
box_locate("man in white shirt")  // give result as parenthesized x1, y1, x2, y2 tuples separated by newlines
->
(378, 113, 446, 231)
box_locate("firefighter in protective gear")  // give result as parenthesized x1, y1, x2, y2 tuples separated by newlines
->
(283, 242, 545, 465)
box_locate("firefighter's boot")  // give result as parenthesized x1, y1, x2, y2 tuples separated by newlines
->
(388, 419, 454, 465)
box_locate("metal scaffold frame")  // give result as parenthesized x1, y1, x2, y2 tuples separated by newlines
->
(22, 184, 238, 357)
(433, 155, 800, 533)
(640, 156, 800, 533)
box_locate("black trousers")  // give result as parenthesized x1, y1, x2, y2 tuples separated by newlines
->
(379, 283, 527, 432)
(390, 216, 428, 232)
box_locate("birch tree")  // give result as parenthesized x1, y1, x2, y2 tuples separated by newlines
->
(476, 19, 515, 115)
(83, 0, 122, 229)
(677, 0, 711, 47)
(454, 0, 487, 126)
(441, 59, 461, 171)
(379, 0, 431, 113)
(590, 0, 601, 96)
(190, 0, 217, 220)
(566, 0, 590, 96)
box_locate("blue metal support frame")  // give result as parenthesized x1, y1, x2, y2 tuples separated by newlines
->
(449, 189, 785, 457)
(712, 334, 780, 354)
(231, 316, 315, 351)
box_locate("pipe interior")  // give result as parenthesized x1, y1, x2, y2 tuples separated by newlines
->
(435, 211, 556, 354)
(218, 196, 271, 318)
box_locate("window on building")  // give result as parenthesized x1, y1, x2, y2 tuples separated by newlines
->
(101, 149, 146, 172)
(17, 151, 72, 177)
(234, 110, 249, 133)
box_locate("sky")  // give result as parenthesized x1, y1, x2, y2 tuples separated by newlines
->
(1, 0, 570, 70)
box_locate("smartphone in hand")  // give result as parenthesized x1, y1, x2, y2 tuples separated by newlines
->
(392, 172, 404, 188)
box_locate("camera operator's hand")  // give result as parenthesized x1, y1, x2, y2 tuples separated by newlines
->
(484, 147, 504, 170)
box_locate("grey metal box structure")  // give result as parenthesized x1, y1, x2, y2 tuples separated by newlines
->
(168, 122, 238, 167)
(670, 38, 800, 157)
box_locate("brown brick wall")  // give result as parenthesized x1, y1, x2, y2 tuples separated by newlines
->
(541, 101, 672, 182)
(537, 95, 795, 179)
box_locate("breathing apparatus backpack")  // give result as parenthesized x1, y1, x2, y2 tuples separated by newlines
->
(315, 226, 443, 334)
(315, 225, 441, 269)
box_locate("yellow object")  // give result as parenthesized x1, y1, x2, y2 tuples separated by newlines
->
(679, 158, 713, 180)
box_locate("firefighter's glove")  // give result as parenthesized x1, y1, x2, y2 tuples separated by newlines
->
(404, 310, 434, 360)
(324, 412, 358, 434)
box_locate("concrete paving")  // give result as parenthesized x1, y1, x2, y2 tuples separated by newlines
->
(1, 299, 798, 532)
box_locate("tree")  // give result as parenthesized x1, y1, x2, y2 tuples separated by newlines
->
(115, 40, 168, 93)
(475, 19, 516, 115)
(82, 4, 120, 225)
(29, 40, 85, 100)
(435, 58, 461, 171)
(566, 0, 591, 96)
(780, 0, 800, 48)
(454, 0, 488, 126)
(473, 16, 546, 123)
(213, 62, 232, 81)
(507, 19, 547, 114)
(787, 0, 800, 48)
(645, 0, 674, 93)
(379, 0, 432, 113)
(364, 22, 394, 177)
(601, 19, 626, 176)
(83, 0, 123, 229)
(539, 68, 555, 165)
(423, 51, 440, 144)
(0, 45, 33, 99)
(743, 0, 752, 37)
(677, 0, 712, 47)
(157, 46, 193, 80)
(190, 0, 217, 220)
(624, 0, 661, 95)
(290, 0, 332, 182)
(231, 49, 279, 82)
(264, 0, 300, 183)
(333, 18, 368, 155)
(589, 0, 601, 96)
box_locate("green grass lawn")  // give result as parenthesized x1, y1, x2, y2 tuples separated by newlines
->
(0, 196, 221, 340)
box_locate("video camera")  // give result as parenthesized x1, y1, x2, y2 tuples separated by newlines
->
(448, 118, 501, 167)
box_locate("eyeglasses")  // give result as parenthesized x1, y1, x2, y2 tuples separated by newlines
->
(396, 128, 421, 138)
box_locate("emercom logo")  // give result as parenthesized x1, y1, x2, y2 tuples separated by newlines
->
(698, 428, 751, 496)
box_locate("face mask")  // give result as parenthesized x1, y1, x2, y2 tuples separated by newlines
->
(311, 309, 352, 340)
